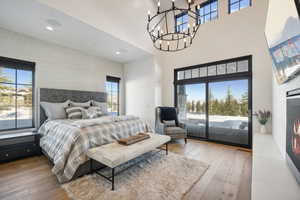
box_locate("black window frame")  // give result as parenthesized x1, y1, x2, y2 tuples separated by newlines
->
(175, 11, 188, 33)
(174, 55, 253, 149)
(196, 0, 219, 25)
(0, 56, 35, 132)
(106, 76, 120, 116)
(228, 0, 252, 14)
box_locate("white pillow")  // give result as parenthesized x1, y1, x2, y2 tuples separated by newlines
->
(82, 106, 103, 119)
(91, 100, 107, 113)
(40, 100, 70, 120)
(70, 100, 91, 107)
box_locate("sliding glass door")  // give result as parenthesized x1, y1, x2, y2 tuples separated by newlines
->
(177, 83, 206, 138)
(208, 79, 249, 145)
(174, 56, 252, 148)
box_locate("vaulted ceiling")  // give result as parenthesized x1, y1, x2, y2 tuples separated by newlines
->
(36, 0, 158, 54)
(0, 0, 157, 63)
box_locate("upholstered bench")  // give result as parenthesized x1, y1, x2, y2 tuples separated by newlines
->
(86, 133, 171, 190)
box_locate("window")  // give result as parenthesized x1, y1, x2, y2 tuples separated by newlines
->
(175, 12, 188, 32)
(106, 76, 120, 116)
(229, 0, 251, 13)
(174, 56, 253, 148)
(197, 0, 218, 24)
(0, 57, 35, 131)
(176, 56, 251, 81)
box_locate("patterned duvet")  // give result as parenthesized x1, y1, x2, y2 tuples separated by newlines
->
(38, 116, 153, 183)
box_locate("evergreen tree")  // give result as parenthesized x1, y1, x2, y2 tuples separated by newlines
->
(224, 86, 236, 116)
(0, 68, 11, 91)
(187, 101, 192, 112)
(240, 92, 248, 117)
(196, 100, 201, 113)
(191, 100, 195, 113)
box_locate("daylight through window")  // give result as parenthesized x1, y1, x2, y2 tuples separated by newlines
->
(175, 12, 188, 32)
(106, 76, 120, 116)
(197, 0, 218, 24)
(0, 57, 35, 131)
(229, 0, 251, 13)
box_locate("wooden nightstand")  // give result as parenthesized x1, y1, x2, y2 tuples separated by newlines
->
(0, 132, 41, 163)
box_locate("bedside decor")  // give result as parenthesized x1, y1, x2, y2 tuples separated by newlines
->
(0, 132, 41, 162)
(254, 110, 271, 134)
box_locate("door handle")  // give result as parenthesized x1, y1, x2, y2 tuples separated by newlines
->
(248, 109, 252, 118)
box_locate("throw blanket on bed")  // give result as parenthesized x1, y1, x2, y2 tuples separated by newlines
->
(70, 115, 139, 128)
(38, 116, 153, 183)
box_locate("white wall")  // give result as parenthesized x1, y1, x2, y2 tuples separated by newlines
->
(0, 27, 125, 125)
(265, 0, 300, 157)
(124, 55, 162, 127)
(37, 0, 156, 54)
(159, 0, 273, 133)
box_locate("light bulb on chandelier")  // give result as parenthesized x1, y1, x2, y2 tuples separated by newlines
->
(146, 0, 201, 52)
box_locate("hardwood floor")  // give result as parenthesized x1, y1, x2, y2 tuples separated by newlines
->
(0, 139, 251, 200)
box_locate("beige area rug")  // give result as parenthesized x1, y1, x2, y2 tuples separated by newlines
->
(62, 151, 209, 200)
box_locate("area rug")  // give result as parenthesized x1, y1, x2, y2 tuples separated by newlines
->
(62, 151, 209, 200)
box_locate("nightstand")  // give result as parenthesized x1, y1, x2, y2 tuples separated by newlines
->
(0, 132, 41, 163)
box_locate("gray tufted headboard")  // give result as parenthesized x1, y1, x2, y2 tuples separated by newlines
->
(39, 88, 107, 126)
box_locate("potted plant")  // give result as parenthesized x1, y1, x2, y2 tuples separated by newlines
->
(254, 110, 271, 134)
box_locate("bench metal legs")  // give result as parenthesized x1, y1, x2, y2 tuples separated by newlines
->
(111, 168, 115, 190)
(90, 159, 115, 190)
(166, 142, 168, 155)
(89, 142, 169, 191)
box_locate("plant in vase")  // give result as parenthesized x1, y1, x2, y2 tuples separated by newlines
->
(254, 110, 271, 134)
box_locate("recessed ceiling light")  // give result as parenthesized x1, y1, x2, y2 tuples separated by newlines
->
(116, 51, 121, 55)
(46, 19, 62, 27)
(46, 26, 54, 31)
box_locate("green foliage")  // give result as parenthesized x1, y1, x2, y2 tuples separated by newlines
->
(254, 110, 271, 125)
(186, 86, 249, 117)
(0, 68, 12, 91)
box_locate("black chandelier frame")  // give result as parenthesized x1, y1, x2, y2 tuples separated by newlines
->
(147, 3, 201, 52)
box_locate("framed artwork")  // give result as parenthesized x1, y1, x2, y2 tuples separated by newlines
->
(269, 34, 300, 84)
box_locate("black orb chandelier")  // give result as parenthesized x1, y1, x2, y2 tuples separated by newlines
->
(147, 0, 200, 52)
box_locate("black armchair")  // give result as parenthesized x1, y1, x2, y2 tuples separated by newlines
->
(155, 107, 187, 144)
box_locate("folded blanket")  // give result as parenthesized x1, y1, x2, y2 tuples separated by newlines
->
(113, 115, 139, 122)
(71, 115, 140, 128)
(71, 116, 113, 128)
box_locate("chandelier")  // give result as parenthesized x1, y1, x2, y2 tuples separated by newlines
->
(147, 0, 200, 52)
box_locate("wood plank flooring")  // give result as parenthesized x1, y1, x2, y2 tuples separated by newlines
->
(0, 139, 251, 200)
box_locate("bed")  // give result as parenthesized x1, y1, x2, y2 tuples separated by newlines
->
(38, 88, 153, 183)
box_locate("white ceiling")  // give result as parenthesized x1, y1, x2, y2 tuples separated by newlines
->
(0, 0, 151, 63)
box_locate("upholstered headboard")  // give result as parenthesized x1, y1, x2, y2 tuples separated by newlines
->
(39, 88, 107, 126)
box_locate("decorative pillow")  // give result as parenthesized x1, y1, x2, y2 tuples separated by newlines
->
(65, 106, 84, 119)
(40, 100, 70, 120)
(91, 100, 107, 113)
(82, 106, 103, 119)
(70, 100, 91, 107)
(163, 120, 176, 127)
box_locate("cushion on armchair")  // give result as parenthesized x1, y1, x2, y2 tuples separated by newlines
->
(165, 127, 187, 136)
(163, 120, 176, 127)
(159, 107, 179, 126)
